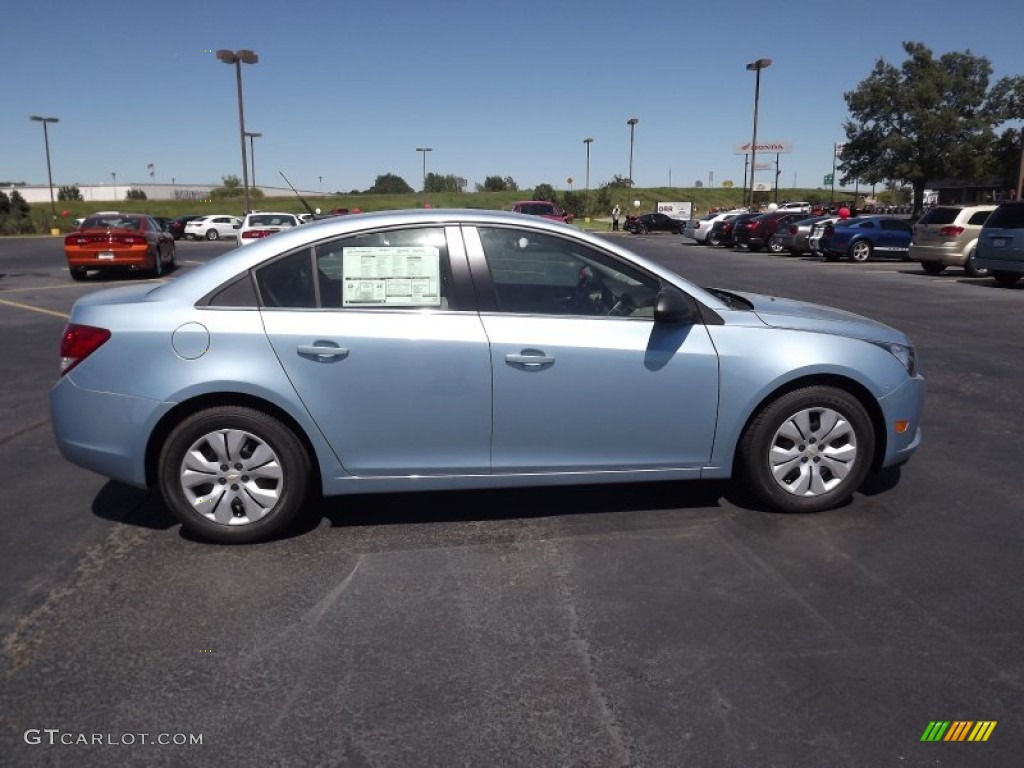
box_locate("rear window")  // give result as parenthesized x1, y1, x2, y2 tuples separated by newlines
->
(248, 215, 297, 227)
(986, 203, 1024, 229)
(81, 215, 142, 230)
(917, 207, 960, 226)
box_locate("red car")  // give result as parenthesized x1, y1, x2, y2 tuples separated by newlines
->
(64, 212, 176, 281)
(512, 200, 573, 223)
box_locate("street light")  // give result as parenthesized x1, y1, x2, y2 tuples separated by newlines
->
(216, 48, 259, 214)
(583, 137, 594, 213)
(745, 58, 772, 208)
(244, 131, 262, 190)
(29, 115, 59, 231)
(626, 118, 639, 186)
(111, 171, 117, 201)
(416, 147, 432, 193)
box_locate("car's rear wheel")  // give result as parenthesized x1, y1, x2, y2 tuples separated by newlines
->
(69, 267, 87, 281)
(640, 223, 649, 234)
(921, 261, 945, 275)
(158, 406, 311, 544)
(849, 240, 873, 262)
(739, 387, 874, 513)
(993, 271, 1021, 287)
(962, 249, 988, 278)
(708, 231, 723, 246)
(206, 229, 219, 241)
(168, 244, 177, 270)
(152, 250, 164, 278)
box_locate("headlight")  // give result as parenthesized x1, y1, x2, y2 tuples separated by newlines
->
(872, 341, 917, 376)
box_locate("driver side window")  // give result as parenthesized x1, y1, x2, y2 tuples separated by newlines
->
(477, 227, 659, 318)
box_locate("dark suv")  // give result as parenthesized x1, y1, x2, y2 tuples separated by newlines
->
(512, 201, 573, 223)
(974, 201, 1024, 286)
(167, 215, 204, 240)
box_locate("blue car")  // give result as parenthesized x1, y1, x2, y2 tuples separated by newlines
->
(51, 209, 924, 543)
(821, 215, 914, 262)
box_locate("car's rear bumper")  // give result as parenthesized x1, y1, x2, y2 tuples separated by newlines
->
(50, 376, 164, 489)
(909, 243, 969, 266)
(65, 245, 152, 270)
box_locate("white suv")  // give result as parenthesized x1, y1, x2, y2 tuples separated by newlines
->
(236, 212, 301, 246)
(910, 204, 996, 277)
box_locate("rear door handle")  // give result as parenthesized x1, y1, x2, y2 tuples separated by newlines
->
(297, 343, 349, 361)
(505, 349, 555, 369)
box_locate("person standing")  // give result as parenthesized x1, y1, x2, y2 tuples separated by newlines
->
(612, 204, 622, 231)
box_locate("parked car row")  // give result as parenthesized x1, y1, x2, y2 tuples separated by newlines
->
(682, 200, 1024, 287)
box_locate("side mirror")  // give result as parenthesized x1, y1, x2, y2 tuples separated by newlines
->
(654, 288, 699, 324)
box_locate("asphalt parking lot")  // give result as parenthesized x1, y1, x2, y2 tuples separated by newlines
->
(1, 232, 1022, 767)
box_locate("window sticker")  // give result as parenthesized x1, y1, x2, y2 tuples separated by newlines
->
(342, 246, 441, 307)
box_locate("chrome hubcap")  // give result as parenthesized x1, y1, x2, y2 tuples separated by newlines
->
(768, 407, 857, 497)
(179, 429, 283, 525)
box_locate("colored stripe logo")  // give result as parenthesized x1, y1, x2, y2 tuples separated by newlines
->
(921, 721, 997, 742)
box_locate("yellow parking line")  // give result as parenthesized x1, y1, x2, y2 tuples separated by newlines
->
(0, 298, 70, 320)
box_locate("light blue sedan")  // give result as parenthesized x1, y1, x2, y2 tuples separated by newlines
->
(51, 210, 924, 543)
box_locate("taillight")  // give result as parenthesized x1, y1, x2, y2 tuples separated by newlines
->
(60, 324, 111, 375)
(113, 235, 145, 245)
(938, 225, 964, 237)
(241, 229, 274, 239)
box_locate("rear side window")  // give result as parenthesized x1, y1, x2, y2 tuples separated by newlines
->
(986, 203, 1024, 229)
(917, 207, 959, 225)
(881, 219, 911, 232)
(966, 210, 992, 226)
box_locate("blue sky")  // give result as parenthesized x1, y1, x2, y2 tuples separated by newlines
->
(4, 0, 1021, 195)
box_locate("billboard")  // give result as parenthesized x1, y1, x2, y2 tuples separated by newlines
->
(657, 201, 693, 220)
(734, 141, 792, 155)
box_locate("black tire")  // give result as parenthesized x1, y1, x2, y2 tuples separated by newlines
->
(152, 249, 164, 278)
(69, 267, 87, 281)
(962, 249, 988, 278)
(738, 386, 875, 514)
(168, 244, 177, 270)
(158, 406, 311, 543)
(640, 223, 649, 234)
(921, 262, 945, 276)
(849, 240, 873, 262)
(993, 271, 1021, 287)
(708, 231, 723, 247)
(768, 236, 785, 254)
(206, 228, 219, 241)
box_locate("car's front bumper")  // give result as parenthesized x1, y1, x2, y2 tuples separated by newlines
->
(877, 373, 925, 468)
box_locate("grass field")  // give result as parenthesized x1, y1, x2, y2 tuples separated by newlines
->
(20, 186, 864, 235)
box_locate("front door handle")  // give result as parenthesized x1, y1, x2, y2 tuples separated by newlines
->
(505, 349, 555, 370)
(298, 343, 349, 361)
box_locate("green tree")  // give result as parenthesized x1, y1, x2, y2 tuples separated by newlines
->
(58, 185, 83, 202)
(532, 183, 555, 201)
(210, 175, 263, 199)
(424, 173, 461, 194)
(125, 188, 147, 200)
(841, 42, 1021, 214)
(366, 173, 413, 194)
(0, 190, 9, 216)
(480, 175, 515, 192)
(9, 190, 30, 217)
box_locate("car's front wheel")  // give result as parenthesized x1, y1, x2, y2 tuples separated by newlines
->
(739, 387, 874, 513)
(849, 240, 873, 262)
(158, 406, 311, 543)
(768, 235, 785, 254)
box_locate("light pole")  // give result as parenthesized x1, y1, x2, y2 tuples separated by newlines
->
(216, 48, 259, 214)
(583, 137, 593, 213)
(626, 118, 639, 186)
(111, 171, 117, 201)
(29, 115, 59, 230)
(416, 147, 432, 193)
(745, 58, 772, 209)
(244, 131, 262, 191)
